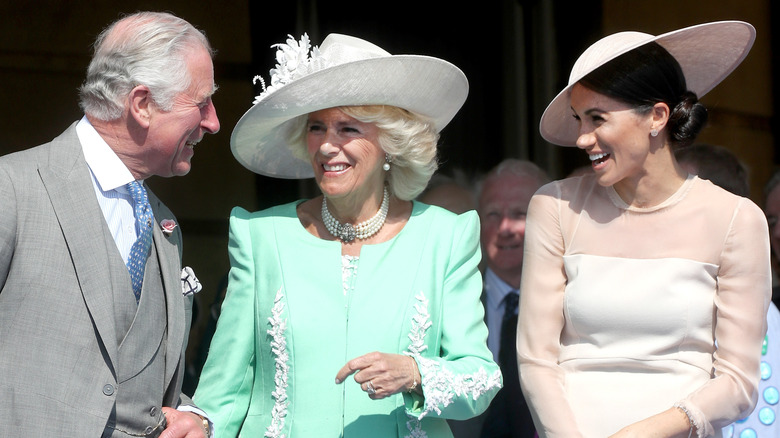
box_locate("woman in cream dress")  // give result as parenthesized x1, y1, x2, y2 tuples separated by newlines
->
(517, 21, 770, 438)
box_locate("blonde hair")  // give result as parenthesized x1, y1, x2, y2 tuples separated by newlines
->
(286, 105, 440, 200)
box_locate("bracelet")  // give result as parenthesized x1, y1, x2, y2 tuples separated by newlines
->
(673, 403, 695, 438)
(195, 414, 211, 438)
(407, 356, 419, 393)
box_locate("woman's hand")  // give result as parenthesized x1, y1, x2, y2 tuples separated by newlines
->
(335, 351, 421, 399)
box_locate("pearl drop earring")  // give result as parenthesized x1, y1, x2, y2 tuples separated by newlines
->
(383, 154, 391, 171)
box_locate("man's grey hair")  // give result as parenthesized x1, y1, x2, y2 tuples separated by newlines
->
(478, 158, 551, 199)
(79, 11, 214, 121)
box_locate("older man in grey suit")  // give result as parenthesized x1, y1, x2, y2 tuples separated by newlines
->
(0, 11, 219, 437)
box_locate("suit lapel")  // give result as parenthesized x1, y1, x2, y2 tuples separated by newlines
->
(38, 125, 186, 396)
(37, 124, 119, 368)
(148, 191, 185, 385)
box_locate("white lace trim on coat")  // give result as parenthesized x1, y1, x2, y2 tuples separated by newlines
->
(403, 292, 502, 438)
(342, 255, 359, 296)
(265, 287, 289, 438)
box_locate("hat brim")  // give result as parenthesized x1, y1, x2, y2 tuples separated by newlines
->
(231, 54, 468, 178)
(539, 21, 756, 146)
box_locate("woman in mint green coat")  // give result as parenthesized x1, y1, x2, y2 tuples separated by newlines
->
(193, 33, 501, 437)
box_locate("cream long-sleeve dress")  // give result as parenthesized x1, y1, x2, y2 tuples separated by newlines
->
(517, 174, 771, 438)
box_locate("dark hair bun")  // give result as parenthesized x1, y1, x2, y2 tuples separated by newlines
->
(668, 91, 708, 147)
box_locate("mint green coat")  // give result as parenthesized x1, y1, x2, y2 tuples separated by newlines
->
(194, 201, 501, 437)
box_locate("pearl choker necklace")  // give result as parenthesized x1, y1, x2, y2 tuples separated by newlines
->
(322, 187, 389, 243)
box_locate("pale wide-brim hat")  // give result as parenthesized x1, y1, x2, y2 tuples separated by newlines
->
(230, 33, 469, 178)
(540, 21, 755, 146)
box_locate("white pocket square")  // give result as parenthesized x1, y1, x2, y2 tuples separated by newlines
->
(181, 266, 202, 296)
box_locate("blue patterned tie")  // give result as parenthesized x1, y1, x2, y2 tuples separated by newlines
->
(126, 181, 153, 303)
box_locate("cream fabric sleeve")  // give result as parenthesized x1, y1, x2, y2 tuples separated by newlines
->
(516, 183, 584, 437)
(679, 197, 771, 436)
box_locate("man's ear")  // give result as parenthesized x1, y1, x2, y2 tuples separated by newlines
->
(128, 85, 152, 129)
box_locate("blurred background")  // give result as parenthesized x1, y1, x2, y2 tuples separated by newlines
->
(1, 0, 775, 392)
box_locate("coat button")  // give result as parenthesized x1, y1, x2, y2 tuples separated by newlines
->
(150, 406, 158, 417)
(102, 384, 115, 396)
(144, 426, 154, 435)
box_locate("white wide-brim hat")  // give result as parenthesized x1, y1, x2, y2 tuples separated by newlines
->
(230, 33, 469, 178)
(540, 20, 755, 146)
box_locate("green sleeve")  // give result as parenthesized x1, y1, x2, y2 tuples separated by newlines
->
(193, 207, 259, 437)
(405, 210, 502, 420)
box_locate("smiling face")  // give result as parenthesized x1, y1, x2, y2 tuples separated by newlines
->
(144, 44, 220, 178)
(570, 83, 655, 192)
(478, 173, 540, 287)
(306, 107, 386, 206)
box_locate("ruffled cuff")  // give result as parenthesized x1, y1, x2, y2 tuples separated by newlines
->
(407, 356, 501, 420)
(674, 401, 711, 438)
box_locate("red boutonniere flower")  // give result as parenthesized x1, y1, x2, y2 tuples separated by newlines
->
(160, 219, 177, 237)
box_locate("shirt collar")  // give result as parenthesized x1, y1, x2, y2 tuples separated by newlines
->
(484, 268, 517, 311)
(77, 116, 137, 192)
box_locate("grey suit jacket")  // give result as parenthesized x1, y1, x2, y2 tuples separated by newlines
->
(0, 123, 193, 436)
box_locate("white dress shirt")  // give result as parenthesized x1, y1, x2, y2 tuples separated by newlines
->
(76, 116, 140, 264)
